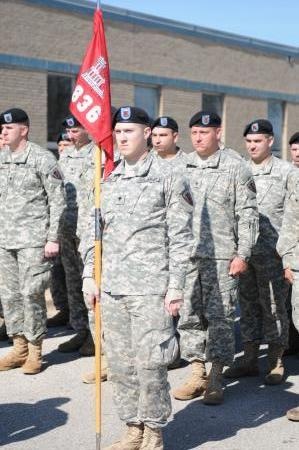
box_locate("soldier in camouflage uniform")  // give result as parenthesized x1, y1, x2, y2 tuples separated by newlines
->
(82, 106, 194, 450)
(277, 177, 299, 420)
(0, 108, 65, 374)
(57, 115, 94, 355)
(47, 131, 72, 328)
(225, 119, 297, 385)
(173, 111, 258, 405)
(151, 116, 188, 168)
(0, 130, 8, 340)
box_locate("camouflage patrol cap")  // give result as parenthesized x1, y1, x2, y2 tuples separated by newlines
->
(189, 111, 221, 128)
(289, 132, 299, 145)
(62, 114, 82, 128)
(243, 119, 274, 137)
(0, 108, 29, 125)
(112, 106, 150, 128)
(151, 116, 179, 132)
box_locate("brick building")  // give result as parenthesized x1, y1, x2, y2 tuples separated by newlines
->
(1, 0, 299, 157)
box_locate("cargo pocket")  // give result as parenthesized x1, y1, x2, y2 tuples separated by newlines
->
(26, 263, 52, 295)
(141, 329, 178, 370)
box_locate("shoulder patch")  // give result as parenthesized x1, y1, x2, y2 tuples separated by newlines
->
(246, 178, 256, 193)
(181, 188, 194, 206)
(50, 166, 64, 180)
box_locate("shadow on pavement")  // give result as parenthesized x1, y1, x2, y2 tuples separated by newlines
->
(165, 356, 299, 450)
(0, 397, 69, 446)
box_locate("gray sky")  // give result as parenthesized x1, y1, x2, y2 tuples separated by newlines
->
(97, 0, 299, 47)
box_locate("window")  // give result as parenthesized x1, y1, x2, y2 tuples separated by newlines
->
(202, 93, 223, 118)
(134, 86, 159, 120)
(47, 75, 74, 147)
(268, 100, 285, 157)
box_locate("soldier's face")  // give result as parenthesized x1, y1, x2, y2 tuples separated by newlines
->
(290, 143, 299, 168)
(58, 140, 72, 154)
(0, 133, 5, 150)
(190, 126, 221, 157)
(66, 127, 89, 149)
(245, 134, 273, 163)
(1, 123, 28, 150)
(114, 123, 151, 162)
(151, 127, 178, 154)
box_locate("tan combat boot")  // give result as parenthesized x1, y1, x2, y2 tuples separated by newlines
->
(264, 344, 284, 385)
(57, 330, 88, 353)
(286, 407, 299, 421)
(140, 426, 163, 450)
(104, 423, 144, 450)
(82, 354, 108, 383)
(0, 335, 28, 370)
(172, 360, 207, 400)
(224, 342, 260, 378)
(22, 340, 43, 374)
(203, 361, 224, 405)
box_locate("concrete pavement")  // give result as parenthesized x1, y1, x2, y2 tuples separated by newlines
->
(1, 327, 299, 450)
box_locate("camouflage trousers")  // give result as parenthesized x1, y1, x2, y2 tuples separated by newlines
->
(0, 246, 51, 342)
(101, 292, 176, 428)
(83, 293, 95, 340)
(178, 259, 238, 366)
(60, 234, 88, 331)
(239, 254, 289, 348)
(290, 270, 299, 333)
(50, 256, 68, 311)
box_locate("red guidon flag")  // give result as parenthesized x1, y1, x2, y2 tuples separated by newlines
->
(70, 7, 114, 177)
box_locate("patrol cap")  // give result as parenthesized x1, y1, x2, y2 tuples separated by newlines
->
(243, 119, 274, 137)
(189, 110, 221, 128)
(289, 132, 299, 145)
(57, 131, 71, 144)
(151, 116, 178, 132)
(62, 114, 82, 128)
(0, 108, 29, 125)
(112, 106, 150, 128)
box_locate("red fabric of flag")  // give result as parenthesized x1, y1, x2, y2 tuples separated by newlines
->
(70, 8, 114, 178)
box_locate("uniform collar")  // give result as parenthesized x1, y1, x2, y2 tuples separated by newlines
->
(111, 151, 153, 179)
(187, 148, 221, 168)
(250, 155, 274, 175)
(4, 141, 31, 164)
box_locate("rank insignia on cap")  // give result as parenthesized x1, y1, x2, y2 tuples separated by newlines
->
(4, 113, 12, 123)
(66, 118, 75, 127)
(251, 123, 259, 132)
(121, 107, 131, 120)
(202, 115, 210, 125)
(160, 117, 168, 126)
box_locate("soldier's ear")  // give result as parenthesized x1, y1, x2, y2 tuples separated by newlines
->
(144, 126, 151, 140)
(268, 135, 274, 148)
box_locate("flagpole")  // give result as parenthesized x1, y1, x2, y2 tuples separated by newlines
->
(95, 144, 102, 450)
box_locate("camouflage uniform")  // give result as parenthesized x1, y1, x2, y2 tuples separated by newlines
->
(277, 178, 299, 332)
(0, 142, 65, 342)
(83, 152, 193, 427)
(59, 142, 95, 332)
(178, 148, 259, 366)
(239, 156, 297, 348)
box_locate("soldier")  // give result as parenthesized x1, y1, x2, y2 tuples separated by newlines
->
(56, 115, 94, 355)
(0, 130, 8, 340)
(225, 119, 297, 384)
(173, 111, 258, 405)
(151, 116, 187, 168)
(289, 132, 299, 169)
(47, 130, 72, 328)
(57, 130, 72, 155)
(82, 106, 194, 449)
(277, 177, 299, 421)
(0, 108, 64, 374)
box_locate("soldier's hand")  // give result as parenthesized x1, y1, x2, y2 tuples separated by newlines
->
(229, 256, 248, 277)
(44, 241, 59, 258)
(164, 298, 183, 317)
(82, 277, 100, 308)
(284, 267, 294, 285)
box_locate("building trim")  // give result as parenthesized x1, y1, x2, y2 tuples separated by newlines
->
(1, 52, 299, 103)
(22, 0, 299, 59)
